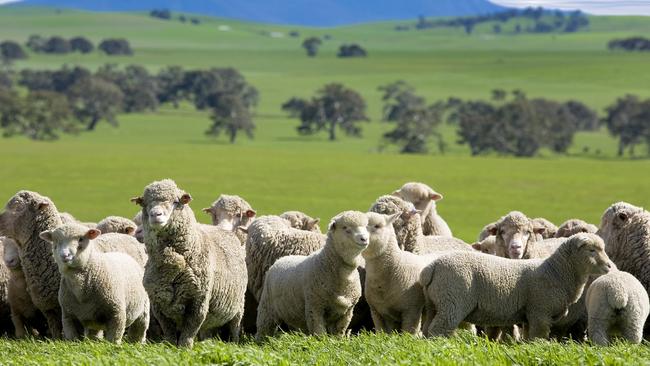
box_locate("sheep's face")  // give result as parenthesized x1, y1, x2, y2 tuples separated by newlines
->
(392, 182, 443, 212)
(531, 218, 557, 239)
(597, 202, 642, 246)
(280, 212, 321, 233)
(0, 191, 53, 245)
(556, 219, 598, 238)
(328, 211, 369, 261)
(472, 236, 498, 256)
(572, 233, 613, 275)
(2, 238, 21, 270)
(203, 195, 256, 232)
(40, 225, 100, 270)
(492, 211, 544, 260)
(365, 212, 400, 259)
(132, 179, 193, 231)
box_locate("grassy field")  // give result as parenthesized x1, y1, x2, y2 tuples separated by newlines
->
(0, 6, 650, 364)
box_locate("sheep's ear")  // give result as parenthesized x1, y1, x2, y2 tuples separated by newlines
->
(245, 210, 256, 218)
(39, 230, 53, 243)
(308, 218, 320, 229)
(471, 242, 482, 251)
(125, 227, 135, 236)
(202, 207, 213, 214)
(37, 201, 50, 211)
(328, 220, 336, 231)
(131, 196, 144, 206)
(85, 229, 101, 240)
(386, 213, 401, 225)
(617, 212, 628, 222)
(533, 225, 546, 235)
(391, 190, 402, 198)
(179, 193, 192, 205)
(430, 192, 443, 201)
(487, 225, 498, 236)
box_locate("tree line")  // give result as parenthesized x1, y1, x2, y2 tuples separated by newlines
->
(608, 37, 650, 52)
(0, 65, 257, 142)
(149, 9, 201, 25)
(0, 36, 133, 65)
(301, 37, 367, 58)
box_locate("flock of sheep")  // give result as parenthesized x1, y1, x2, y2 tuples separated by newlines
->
(0, 179, 648, 348)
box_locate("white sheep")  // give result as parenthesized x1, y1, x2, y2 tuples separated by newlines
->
(2, 237, 47, 338)
(586, 269, 650, 345)
(40, 225, 149, 343)
(256, 211, 368, 338)
(202, 194, 256, 231)
(555, 219, 598, 238)
(0, 238, 11, 336)
(419, 233, 613, 339)
(132, 179, 247, 347)
(132, 211, 144, 243)
(487, 211, 547, 259)
(532, 218, 558, 239)
(280, 211, 321, 233)
(392, 182, 452, 237)
(363, 212, 433, 334)
(96, 216, 137, 236)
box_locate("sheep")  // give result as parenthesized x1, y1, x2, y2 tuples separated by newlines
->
(471, 236, 503, 256)
(586, 269, 650, 345)
(132, 179, 247, 347)
(132, 211, 144, 243)
(532, 218, 558, 239)
(556, 219, 598, 238)
(363, 212, 433, 334)
(256, 211, 368, 338)
(419, 233, 613, 339)
(0, 238, 12, 336)
(60, 212, 96, 228)
(0, 191, 65, 338)
(280, 211, 322, 233)
(245, 215, 325, 302)
(2, 237, 47, 338)
(40, 225, 149, 343)
(202, 194, 256, 231)
(369, 195, 471, 254)
(487, 211, 548, 260)
(96, 216, 137, 236)
(391, 182, 452, 237)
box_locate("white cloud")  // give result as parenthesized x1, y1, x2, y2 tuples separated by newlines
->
(490, 1, 650, 15)
(0, 0, 22, 4)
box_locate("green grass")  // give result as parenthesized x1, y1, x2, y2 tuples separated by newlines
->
(1, 7, 650, 364)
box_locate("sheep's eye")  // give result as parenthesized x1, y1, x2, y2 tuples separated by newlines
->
(79, 237, 84, 242)
(589, 249, 596, 253)
(342, 226, 347, 230)
(374, 224, 381, 229)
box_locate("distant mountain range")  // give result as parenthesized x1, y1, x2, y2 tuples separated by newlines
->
(6, 0, 508, 26)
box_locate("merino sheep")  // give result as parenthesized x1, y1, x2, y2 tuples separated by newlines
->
(471, 236, 503, 256)
(0, 238, 11, 336)
(40, 225, 149, 343)
(0, 191, 65, 337)
(586, 269, 650, 345)
(96, 216, 137, 236)
(488, 211, 547, 259)
(555, 219, 598, 238)
(60, 212, 96, 228)
(132, 179, 247, 347)
(280, 211, 322, 233)
(369, 195, 470, 254)
(532, 218, 558, 239)
(363, 212, 433, 334)
(132, 212, 144, 243)
(419, 233, 613, 339)
(203, 194, 256, 231)
(245, 215, 325, 302)
(392, 182, 452, 237)
(2, 237, 47, 338)
(256, 211, 368, 338)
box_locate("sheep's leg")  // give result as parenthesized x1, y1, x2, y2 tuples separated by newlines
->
(44, 308, 63, 339)
(177, 300, 209, 347)
(226, 311, 243, 342)
(61, 310, 81, 340)
(85, 328, 102, 340)
(621, 320, 643, 344)
(401, 309, 423, 335)
(421, 296, 435, 337)
(10, 312, 27, 338)
(485, 327, 502, 341)
(330, 307, 355, 336)
(587, 317, 610, 346)
(152, 306, 179, 345)
(127, 312, 149, 344)
(370, 306, 386, 332)
(427, 301, 470, 337)
(527, 318, 551, 340)
(255, 296, 278, 341)
(305, 305, 327, 335)
(105, 313, 127, 344)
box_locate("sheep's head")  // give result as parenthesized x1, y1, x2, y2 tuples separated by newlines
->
(555, 219, 598, 238)
(364, 212, 400, 259)
(132, 211, 144, 243)
(471, 236, 501, 256)
(280, 211, 321, 233)
(328, 211, 369, 263)
(2, 237, 21, 270)
(392, 182, 443, 229)
(131, 179, 192, 230)
(369, 195, 421, 251)
(202, 194, 256, 231)
(562, 233, 613, 276)
(0, 190, 58, 246)
(491, 211, 545, 260)
(531, 218, 558, 239)
(597, 202, 644, 246)
(40, 224, 101, 270)
(96, 216, 137, 236)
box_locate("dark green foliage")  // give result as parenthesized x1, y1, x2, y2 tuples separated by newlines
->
(42, 36, 71, 54)
(281, 97, 309, 117)
(0, 41, 27, 62)
(69, 36, 94, 53)
(67, 76, 124, 131)
(603, 95, 650, 156)
(156, 65, 185, 108)
(26, 34, 46, 52)
(287, 83, 368, 141)
(19, 66, 92, 93)
(608, 37, 650, 51)
(0, 90, 76, 140)
(182, 68, 258, 112)
(302, 37, 321, 57)
(150, 9, 171, 20)
(205, 92, 255, 143)
(96, 64, 158, 113)
(337, 44, 367, 58)
(98, 38, 133, 56)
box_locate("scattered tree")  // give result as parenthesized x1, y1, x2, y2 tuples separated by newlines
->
(67, 77, 124, 131)
(42, 36, 72, 54)
(608, 37, 650, 52)
(26, 34, 47, 52)
(302, 37, 322, 57)
(337, 44, 367, 58)
(150, 9, 172, 20)
(603, 95, 650, 156)
(69, 37, 94, 54)
(205, 92, 255, 143)
(156, 65, 186, 108)
(96, 64, 158, 113)
(98, 39, 133, 56)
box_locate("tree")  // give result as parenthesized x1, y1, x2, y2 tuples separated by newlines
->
(564, 100, 599, 131)
(96, 64, 159, 112)
(0, 90, 76, 141)
(291, 83, 368, 141)
(19, 66, 91, 93)
(281, 97, 309, 117)
(493, 24, 502, 34)
(456, 101, 497, 156)
(383, 103, 445, 154)
(603, 95, 650, 156)
(150, 9, 171, 20)
(491, 89, 507, 101)
(302, 37, 321, 57)
(337, 44, 367, 58)
(98, 39, 133, 56)
(67, 77, 124, 131)
(70, 37, 94, 54)
(0, 41, 28, 62)
(26, 34, 46, 52)
(156, 66, 186, 108)
(42, 36, 71, 54)
(205, 92, 255, 143)
(182, 68, 258, 111)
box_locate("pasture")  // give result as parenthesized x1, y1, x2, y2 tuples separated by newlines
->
(0, 6, 649, 364)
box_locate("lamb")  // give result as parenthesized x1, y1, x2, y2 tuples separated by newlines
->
(369, 195, 471, 254)
(256, 211, 368, 338)
(2, 237, 47, 338)
(40, 225, 149, 343)
(471, 235, 503, 256)
(488, 211, 550, 259)
(391, 182, 452, 237)
(202, 194, 256, 231)
(586, 269, 650, 345)
(555, 219, 598, 238)
(532, 218, 558, 239)
(419, 233, 613, 339)
(132, 179, 247, 347)
(0, 191, 65, 337)
(96, 216, 137, 236)
(280, 211, 322, 233)
(132, 212, 144, 243)
(363, 212, 433, 334)
(245, 215, 325, 302)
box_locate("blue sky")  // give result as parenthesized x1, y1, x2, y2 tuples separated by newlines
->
(490, 1, 650, 15)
